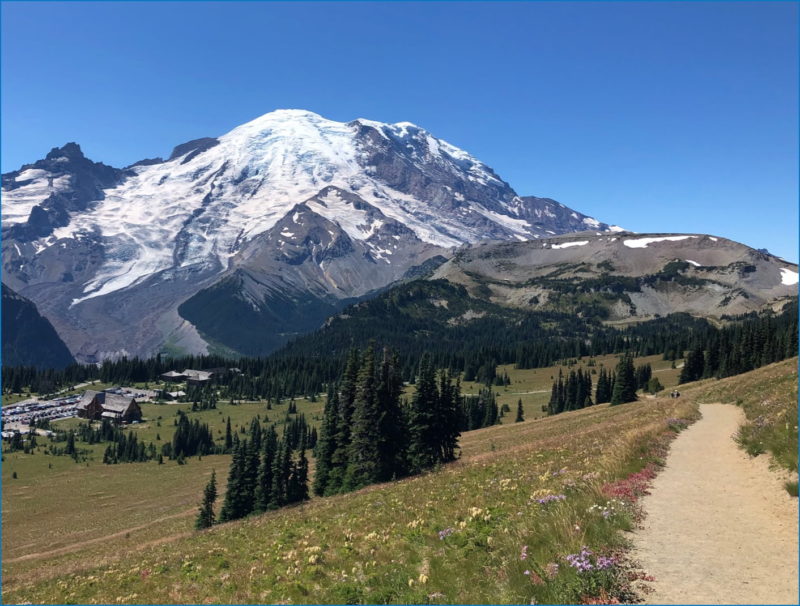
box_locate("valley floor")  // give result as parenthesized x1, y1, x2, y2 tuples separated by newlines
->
(632, 403, 799, 604)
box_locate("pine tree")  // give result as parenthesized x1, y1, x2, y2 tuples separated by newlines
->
(224, 416, 233, 453)
(515, 398, 524, 422)
(408, 354, 438, 473)
(595, 367, 611, 404)
(434, 369, 461, 463)
(610, 354, 637, 405)
(330, 349, 360, 489)
(254, 426, 278, 512)
(312, 385, 339, 496)
(195, 470, 217, 530)
(218, 438, 245, 522)
(375, 348, 407, 481)
(679, 347, 705, 384)
(345, 345, 381, 490)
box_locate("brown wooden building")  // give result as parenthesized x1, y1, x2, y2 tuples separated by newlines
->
(76, 390, 142, 423)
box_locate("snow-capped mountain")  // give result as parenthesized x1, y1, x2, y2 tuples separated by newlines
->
(2, 109, 621, 360)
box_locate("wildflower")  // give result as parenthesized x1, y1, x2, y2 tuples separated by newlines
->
(545, 562, 559, 578)
(535, 494, 566, 505)
(438, 528, 455, 540)
(520, 545, 528, 561)
(419, 573, 429, 584)
(523, 570, 531, 575)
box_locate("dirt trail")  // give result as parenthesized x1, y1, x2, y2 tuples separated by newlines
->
(632, 404, 798, 605)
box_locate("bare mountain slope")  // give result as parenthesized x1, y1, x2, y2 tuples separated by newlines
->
(432, 232, 798, 321)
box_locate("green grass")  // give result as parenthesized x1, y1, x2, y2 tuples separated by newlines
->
(1, 353, 688, 602)
(3, 390, 699, 604)
(457, 353, 683, 422)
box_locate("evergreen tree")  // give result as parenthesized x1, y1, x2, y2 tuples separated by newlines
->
(218, 438, 245, 522)
(679, 347, 705, 384)
(434, 369, 461, 463)
(515, 398, 524, 422)
(407, 354, 438, 473)
(610, 354, 637, 405)
(254, 426, 278, 512)
(595, 367, 611, 404)
(375, 348, 407, 481)
(312, 384, 339, 496)
(224, 416, 233, 453)
(330, 349, 360, 489)
(345, 345, 381, 490)
(195, 470, 217, 530)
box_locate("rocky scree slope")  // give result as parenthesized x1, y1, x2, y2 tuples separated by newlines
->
(431, 232, 798, 321)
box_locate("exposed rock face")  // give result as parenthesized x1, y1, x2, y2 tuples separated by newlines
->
(1, 284, 75, 369)
(432, 233, 799, 321)
(1, 110, 621, 360)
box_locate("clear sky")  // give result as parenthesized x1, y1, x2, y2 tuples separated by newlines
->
(2, 1, 797, 261)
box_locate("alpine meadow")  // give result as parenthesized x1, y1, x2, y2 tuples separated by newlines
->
(2, 2, 798, 605)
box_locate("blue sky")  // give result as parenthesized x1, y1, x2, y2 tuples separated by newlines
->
(2, 1, 797, 261)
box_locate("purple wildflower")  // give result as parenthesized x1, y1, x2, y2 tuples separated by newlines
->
(438, 528, 455, 540)
(536, 494, 567, 505)
(520, 545, 528, 560)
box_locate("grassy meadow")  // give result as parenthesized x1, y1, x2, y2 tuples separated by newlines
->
(1, 352, 700, 604)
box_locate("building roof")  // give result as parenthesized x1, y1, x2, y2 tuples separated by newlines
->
(161, 371, 186, 378)
(182, 369, 212, 380)
(101, 394, 137, 413)
(76, 390, 102, 410)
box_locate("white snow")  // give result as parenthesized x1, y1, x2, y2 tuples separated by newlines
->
(709, 237, 718, 242)
(623, 235, 696, 249)
(6, 109, 573, 302)
(685, 259, 701, 267)
(552, 240, 589, 249)
(2, 172, 72, 225)
(582, 216, 600, 228)
(608, 225, 626, 233)
(780, 268, 799, 286)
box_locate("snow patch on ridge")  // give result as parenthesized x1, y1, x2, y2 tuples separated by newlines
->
(623, 235, 696, 249)
(552, 240, 589, 249)
(780, 268, 798, 286)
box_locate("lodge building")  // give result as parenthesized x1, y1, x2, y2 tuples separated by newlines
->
(76, 390, 142, 423)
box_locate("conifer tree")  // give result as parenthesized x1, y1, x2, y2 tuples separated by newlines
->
(218, 438, 245, 522)
(330, 349, 360, 485)
(434, 369, 461, 463)
(195, 470, 217, 530)
(254, 426, 278, 512)
(345, 345, 381, 490)
(515, 398, 524, 422)
(610, 354, 637, 405)
(313, 384, 339, 496)
(408, 354, 438, 473)
(375, 348, 407, 481)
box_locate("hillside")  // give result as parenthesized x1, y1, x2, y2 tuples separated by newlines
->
(1, 284, 74, 369)
(4, 393, 697, 604)
(4, 359, 796, 604)
(433, 232, 798, 321)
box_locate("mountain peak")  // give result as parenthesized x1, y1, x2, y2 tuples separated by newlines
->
(45, 142, 85, 161)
